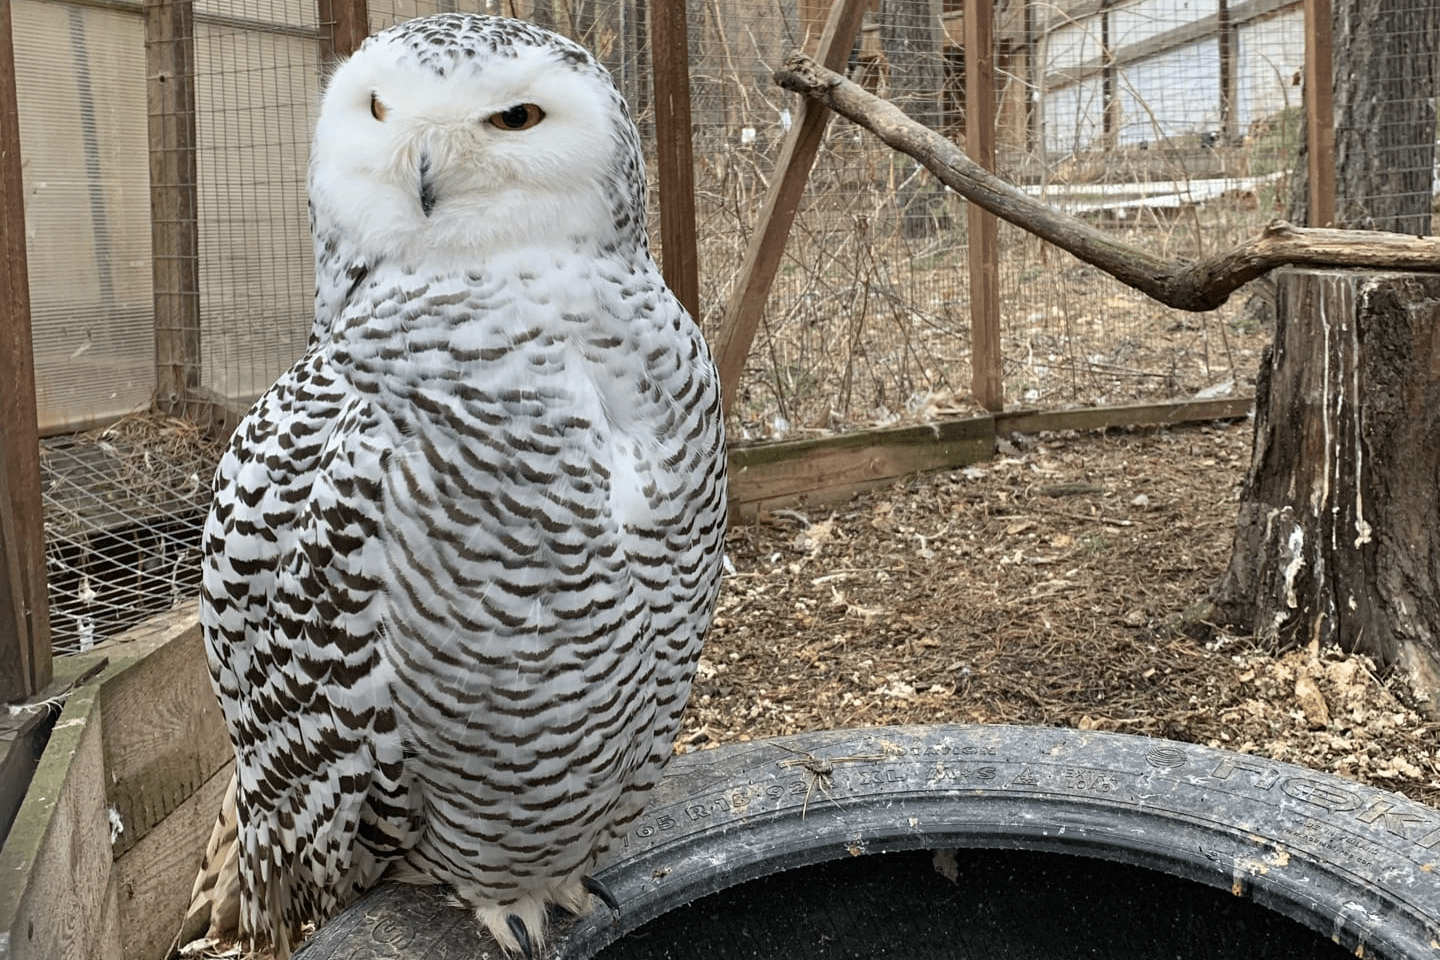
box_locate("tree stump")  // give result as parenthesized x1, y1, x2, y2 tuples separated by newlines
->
(1213, 269, 1440, 712)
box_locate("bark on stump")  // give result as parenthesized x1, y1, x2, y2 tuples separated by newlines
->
(1213, 269, 1440, 712)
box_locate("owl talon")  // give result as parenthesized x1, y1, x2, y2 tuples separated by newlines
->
(582, 874, 620, 919)
(506, 914, 534, 959)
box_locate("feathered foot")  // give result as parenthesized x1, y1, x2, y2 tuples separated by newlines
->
(471, 874, 599, 957)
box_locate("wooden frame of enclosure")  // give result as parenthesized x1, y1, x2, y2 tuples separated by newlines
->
(0, 607, 229, 960)
(0, 2, 1335, 955)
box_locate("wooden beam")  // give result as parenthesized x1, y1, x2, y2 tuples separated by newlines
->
(0, 706, 49, 845)
(650, 0, 700, 318)
(0, 0, 51, 703)
(728, 415, 996, 518)
(965, 0, 1001, 412)
(102, 607, 227, 955)
(318, 0, 369, 64)
(146, 0, 202, 415)
(1303, 0, 1335, 226)
(115, 761, 231, 960)
(97, 606, 227, 959)
(713, 0, 869, 418)
(1023, 0, 1039, 154)
(99, 607, 227, 861)
(725, 395, 1254, 518)
(1099, 3, 1117, 148)
(995, 396, 1254, 435)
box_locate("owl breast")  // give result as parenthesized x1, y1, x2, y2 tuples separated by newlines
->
(333, 249, 725, 907)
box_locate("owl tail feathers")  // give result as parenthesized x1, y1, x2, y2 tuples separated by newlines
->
(170, 772, 243, 957)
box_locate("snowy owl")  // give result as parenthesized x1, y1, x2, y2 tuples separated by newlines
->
(187, 13, 727, 958)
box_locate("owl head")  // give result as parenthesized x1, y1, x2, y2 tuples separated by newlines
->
(309, 15, 648, 271)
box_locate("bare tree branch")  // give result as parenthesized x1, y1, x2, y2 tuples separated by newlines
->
(773, 52, 1440, 312)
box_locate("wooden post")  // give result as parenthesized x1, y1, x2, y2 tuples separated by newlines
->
(1023, 0, 1039, 155)
(1303, 0, 1335, 226)
(1217, 0, 1237, 142)
(146, 0, 201, 415)
(713, 0, 869, 417)
(0, 0, 52, 702)
(1099, 2, 1118, 149)
(318, 0, 369, 64)
(650, 0, 700, 319)
(965, 0, 1001, 412)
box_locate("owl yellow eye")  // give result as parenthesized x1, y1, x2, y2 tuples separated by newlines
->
(370, 93, 386, 121)
(488, 103, 544, 130)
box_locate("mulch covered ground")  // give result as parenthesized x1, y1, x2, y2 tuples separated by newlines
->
(682, 418, 1440, 809)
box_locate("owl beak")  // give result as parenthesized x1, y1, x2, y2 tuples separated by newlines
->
(419, 153, 437, 217)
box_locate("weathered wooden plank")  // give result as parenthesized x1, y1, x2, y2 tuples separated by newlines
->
(0, 658, 107, 851)
(713, 0, 870, 415)
(725, 397, 1254, 517)
(965, 0, 1001, 412)
(1, 608, 225, 960)
(995, 396, 1254, 436)
(114, 760, 231, 960)
(0, 0, 51, 703)
(147, 0, 202, 415)
(318, 0, 369, 64)
(650, 0, 700, 319)
(728, 416, 996, 517)
(0, 671, 123, 960)
(1303, 0, 1335, 227)
(99, 603, 227, 860)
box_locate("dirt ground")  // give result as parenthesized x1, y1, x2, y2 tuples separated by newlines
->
(682, 418, 1440, 810)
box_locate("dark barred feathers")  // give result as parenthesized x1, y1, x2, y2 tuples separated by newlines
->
(184, 12, 725, 960)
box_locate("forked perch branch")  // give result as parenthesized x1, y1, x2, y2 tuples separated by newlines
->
(774, 53, 1440, 312)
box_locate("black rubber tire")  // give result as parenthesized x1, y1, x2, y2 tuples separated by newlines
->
(295, 724, 1440, 959)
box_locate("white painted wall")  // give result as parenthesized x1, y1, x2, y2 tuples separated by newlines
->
(1041, 0, 1302, 155)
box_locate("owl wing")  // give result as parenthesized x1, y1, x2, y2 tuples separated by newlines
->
(598, 299, 728, 782)
(201, 348, 419, 952)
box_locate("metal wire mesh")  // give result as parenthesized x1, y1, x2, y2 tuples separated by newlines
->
(712, 0, 1311, 434)
(989, 0, 1308, 415)
(1327, 0, 1439, 234)
(194, 0, 320, 404)
(12, 1, 153, 434)
(41, 415, 228, 655)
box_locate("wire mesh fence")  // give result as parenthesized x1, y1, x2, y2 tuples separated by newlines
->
(1325, 0, 1438, 234)
(719, 0, 1308, 436)
(193, 0, 319, 402)
(9, 0, 1438, 653)
(40, 415, 228, 654)
(12, 1, 153, 433)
